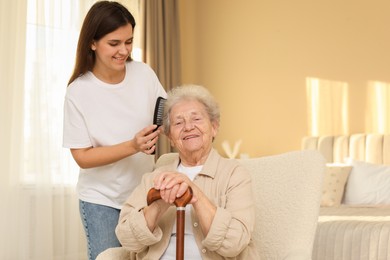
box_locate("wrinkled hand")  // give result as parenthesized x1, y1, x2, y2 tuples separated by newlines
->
(133, 125, 161, 154)
(153, 171, 199, 204)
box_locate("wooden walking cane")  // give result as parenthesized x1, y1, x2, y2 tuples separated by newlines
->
(147, 187, 193, 260)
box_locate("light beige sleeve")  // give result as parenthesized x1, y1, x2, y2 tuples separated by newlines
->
(201, 166, 255, 257)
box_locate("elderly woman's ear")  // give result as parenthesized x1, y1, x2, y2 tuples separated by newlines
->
(160, 125, 166, 134)
(212, 121, 219, 134)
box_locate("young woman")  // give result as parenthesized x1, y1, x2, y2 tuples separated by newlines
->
(63, 2, 166, 259)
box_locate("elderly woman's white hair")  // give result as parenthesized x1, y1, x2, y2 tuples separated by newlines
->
(163, 84, 220, 135)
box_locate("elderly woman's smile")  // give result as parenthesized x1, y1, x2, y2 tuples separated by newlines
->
(182, 134, 199, 140)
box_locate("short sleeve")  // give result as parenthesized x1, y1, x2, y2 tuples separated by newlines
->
(63, 97, 92, 148)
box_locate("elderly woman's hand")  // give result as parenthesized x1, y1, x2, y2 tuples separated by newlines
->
(153, 171, 217, 236)
(153, 172, 200, 205)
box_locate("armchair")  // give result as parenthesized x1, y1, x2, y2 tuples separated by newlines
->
(97, 150, 325, 259)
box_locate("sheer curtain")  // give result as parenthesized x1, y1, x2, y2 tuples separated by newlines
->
(306, 77, 349, 136)
(1, 0, 87, 259)
(0, 0, 139, 259)
(0, 0, 28, 257)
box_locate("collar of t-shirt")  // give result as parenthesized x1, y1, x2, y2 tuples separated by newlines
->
(177, 163, 203, 181)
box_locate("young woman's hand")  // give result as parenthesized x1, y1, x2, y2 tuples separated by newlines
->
(133, 125, 161, 154)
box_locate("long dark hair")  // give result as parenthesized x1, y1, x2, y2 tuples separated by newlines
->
(68, 1, 136, 86)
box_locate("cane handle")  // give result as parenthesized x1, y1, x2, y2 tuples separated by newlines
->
(147, 187, 193, 207)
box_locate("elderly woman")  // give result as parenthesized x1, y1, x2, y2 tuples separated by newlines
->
(115, 85, 258, 259)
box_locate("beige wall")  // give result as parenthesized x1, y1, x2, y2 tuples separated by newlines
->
(179, 0, 390, 158)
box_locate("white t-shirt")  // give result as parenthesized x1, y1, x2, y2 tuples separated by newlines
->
(161, 164, 203, 260)
(63, 61, 166, 209)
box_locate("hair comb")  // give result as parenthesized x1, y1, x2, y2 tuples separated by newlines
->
(153, 96, 166, 128)
(151, 97, 166, 154)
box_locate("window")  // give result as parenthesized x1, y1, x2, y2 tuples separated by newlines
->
(366, 81, 390, 133)
(23, 0, 141, 185)
(306, 77, 349, 136)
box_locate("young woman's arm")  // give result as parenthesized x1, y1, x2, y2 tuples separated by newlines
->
(71, 125, 160, 169)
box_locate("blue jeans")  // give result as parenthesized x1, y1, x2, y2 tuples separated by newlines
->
(79, 200, 122, 260)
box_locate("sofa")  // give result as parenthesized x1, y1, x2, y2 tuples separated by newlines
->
(97, 150, 325, 260)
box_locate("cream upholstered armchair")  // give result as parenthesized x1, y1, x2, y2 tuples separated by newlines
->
(97, 150, 325, 260)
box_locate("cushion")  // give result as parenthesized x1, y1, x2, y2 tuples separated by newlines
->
(343, 160, 390, 205)
(321, 164, 352, 207)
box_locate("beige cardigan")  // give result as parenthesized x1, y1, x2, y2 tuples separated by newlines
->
(115, 149, 258, 259)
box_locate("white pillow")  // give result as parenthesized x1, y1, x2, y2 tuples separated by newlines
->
(343, 160, 390, 205)
(321, 165, 351, 207)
